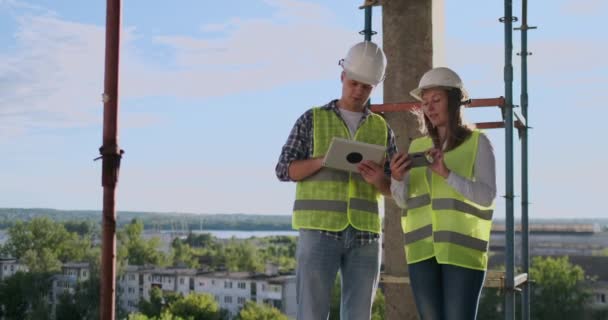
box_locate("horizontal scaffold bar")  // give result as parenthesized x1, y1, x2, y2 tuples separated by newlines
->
(370, 97, 505, 113)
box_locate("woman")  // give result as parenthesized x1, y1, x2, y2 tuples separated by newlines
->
(390, 67, 497, 320)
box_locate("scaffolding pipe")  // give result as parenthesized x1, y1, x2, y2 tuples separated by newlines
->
(519, 0, 532, 318)
(363, 6, 373, 41)
(502, 0, 516, 319)
(99, 0, 122, 319)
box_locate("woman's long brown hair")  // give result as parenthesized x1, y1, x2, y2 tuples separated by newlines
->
(419, 88, 472, 151)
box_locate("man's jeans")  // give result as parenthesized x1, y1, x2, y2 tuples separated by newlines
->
(408, 257, 486, 320)
(296, 227, 381, 320)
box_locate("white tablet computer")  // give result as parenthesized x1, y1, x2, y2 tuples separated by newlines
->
(323, 137, 386, 173)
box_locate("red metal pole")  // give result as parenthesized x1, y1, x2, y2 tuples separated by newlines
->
(99, 0, 122, 319)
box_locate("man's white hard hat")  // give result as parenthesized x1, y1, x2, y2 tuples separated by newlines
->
(410, 67, 469, 102)
(339, 41, 387, 86)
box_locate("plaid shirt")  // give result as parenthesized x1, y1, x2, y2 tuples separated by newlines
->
(275, 100, 397, 243)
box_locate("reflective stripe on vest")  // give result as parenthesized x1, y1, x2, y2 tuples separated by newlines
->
(401, 194, 431, 217)
(404, 224, 432, 243)
(433, 231, 488, 252)
(293, 106, 387, 232)
(433, 198, 493, 220)
(401, 130, 495, 270)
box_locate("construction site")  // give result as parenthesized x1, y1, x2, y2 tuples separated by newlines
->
(2, 0, 607, 319)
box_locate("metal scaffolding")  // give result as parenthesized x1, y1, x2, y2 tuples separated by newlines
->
(360, 1, 535, 319)
(95, 1, 534, 318)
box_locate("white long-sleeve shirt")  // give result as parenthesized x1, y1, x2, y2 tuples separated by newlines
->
(391, 133, 496, 207)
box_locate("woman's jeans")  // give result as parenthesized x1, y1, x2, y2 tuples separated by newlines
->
(296, 227, 381, 320)
(408, 257, 486, 320)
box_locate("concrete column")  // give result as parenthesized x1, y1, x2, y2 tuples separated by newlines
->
(382, 0, 434, 319)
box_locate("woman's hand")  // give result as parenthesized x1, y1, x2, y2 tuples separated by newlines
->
(428, 148, 450, 178)
(390, 152, 411, 181)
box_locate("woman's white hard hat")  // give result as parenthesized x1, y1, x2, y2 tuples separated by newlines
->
(410, 67, 469, 102)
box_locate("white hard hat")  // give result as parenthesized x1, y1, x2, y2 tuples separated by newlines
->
(339, 41, 386, 86)
(410, 67, 469, 102)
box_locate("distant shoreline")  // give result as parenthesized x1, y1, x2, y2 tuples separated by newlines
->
(0, 208, 606, 232)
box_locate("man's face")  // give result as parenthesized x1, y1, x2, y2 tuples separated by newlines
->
(341, 72, 374, 109)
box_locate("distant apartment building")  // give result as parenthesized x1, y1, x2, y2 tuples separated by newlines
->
(50, 262, 91, 317)
(489, 226, 608, 315)
(0, 258, 28, 280)
(490, 223, 608, 260)
(568, 256, 608, 312)
(118, 263, 296, 319)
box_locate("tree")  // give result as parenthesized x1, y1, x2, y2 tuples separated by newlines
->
(184, 233, 217, 248)
(138, 289, 220, 320)
(63, 220, 98, 237)
(171, 238, 200, 268)
(127, 311, 185, 320)
(118, 219, 167, 267)
(55, 292, 81, 320)
(222, 241, 263, 272)
(157, 311, 186, 320)
(167, 292, 222, 320)
(0, 272, 52, 320)
(127, 314, 152, 320)
(2, 217, 95, 273)
(235, 301, 289, 320)
(139, 287, 164, 318)
(477, 288, 503, 320)
(530, 256, 591, 319)
(54, 276, 101, 320)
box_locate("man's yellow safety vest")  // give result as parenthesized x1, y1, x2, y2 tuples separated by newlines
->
(402, 130, 494, 270)
(293, 107, 388, 233)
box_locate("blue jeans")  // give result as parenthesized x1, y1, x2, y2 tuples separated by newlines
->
(408, 257, 486, 320)
(296, 227, 381, 320)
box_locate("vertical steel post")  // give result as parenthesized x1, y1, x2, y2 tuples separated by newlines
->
(502, 0, 516, 319)
(99, 0, 122, 319)
(362, 6, 373, 110)
(519, 0, 532, 318)
(363, 6, 373, 41)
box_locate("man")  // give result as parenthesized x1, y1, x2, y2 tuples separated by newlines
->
(275, 41, 396, 320)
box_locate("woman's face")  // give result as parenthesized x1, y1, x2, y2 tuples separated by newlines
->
(421, 88, 449, 128)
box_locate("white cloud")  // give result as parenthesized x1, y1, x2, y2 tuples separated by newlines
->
(1, 0, 361, 135)
(0, 15, 107, 135)
(127, 1, 358, 99)
(0, 0, 49, 13)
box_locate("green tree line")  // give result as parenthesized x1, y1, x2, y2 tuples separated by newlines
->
(0, 208, 292, 230)
(1, 217, 606, 319)
(0, 217, 296, 319)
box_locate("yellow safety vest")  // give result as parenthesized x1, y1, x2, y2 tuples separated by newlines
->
(401, 130, 494, 270)
(293, 107, 388, 233)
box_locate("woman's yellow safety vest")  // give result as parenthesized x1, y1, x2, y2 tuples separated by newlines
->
(293, 107, 388, 233)
(401, 130, 494, 271)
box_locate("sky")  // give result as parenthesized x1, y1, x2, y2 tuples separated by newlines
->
(0, 0, 606, 219)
